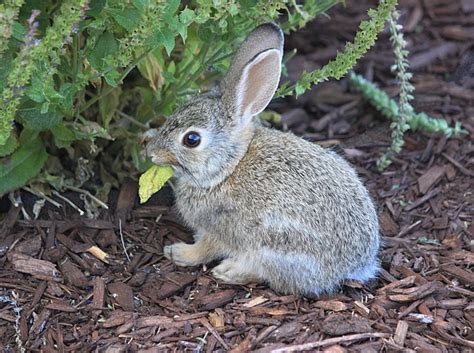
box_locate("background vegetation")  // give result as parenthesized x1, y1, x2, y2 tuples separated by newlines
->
(0, 0, 459, 206)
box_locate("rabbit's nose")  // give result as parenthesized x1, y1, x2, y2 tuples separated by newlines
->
(149, 148, 178, 166)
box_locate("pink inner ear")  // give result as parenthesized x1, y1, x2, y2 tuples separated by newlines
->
(240, 50, 281, 117)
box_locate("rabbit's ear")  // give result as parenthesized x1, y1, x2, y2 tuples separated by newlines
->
(222, 23, 283, 121)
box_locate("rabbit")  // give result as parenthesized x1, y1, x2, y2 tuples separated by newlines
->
(144, 23, 380, 296)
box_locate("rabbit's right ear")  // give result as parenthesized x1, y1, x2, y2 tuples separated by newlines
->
(221, 23, 283, 125)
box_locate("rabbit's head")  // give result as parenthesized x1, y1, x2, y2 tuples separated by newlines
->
(145, 23, 283, 188)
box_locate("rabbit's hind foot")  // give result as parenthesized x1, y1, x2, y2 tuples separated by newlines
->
(212, 258, 261, 285)
(164, 240, 216, 267)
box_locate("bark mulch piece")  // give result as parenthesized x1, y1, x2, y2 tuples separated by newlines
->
(1, 0, 473, 351)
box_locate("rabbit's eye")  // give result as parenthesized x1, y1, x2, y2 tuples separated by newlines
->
(183, 131, 201, 148)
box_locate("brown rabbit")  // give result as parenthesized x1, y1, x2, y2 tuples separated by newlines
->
(144, 23, 380, 295)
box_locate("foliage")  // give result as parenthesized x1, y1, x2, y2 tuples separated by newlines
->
(349, 73, 464, 135)
(349, 9, 464, 170)
(1, 0, 349, 198)
(138, 165, 173, 203)
(0, 0, 401, 199)
(277, 0, 397, 97)
(378, 9, 413, 170)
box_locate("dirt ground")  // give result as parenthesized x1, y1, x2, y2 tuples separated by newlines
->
(0, 0, 473, 351)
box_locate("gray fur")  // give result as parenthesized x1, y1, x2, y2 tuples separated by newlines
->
(144, 23, 380, 296)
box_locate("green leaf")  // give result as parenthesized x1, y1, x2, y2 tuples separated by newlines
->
(0, 130, 48, 196)
(51, 124, 76, 148)
(12, 21, 27, 41)
(179, 8, 195, 25)
(0, 132, 19, 157)
(107, 8, 141, 31)
(138, 165, 173, 203)
(148, 28, 175, 55)
(132, 0, 149, 11)
(16, 100, 63, 131)
(87, 31, 119, 72)
(104, 69, 121, 86)
(86, 0, 106, 17)
(99, 86, 121, 128)
(164, 0, 180, 18)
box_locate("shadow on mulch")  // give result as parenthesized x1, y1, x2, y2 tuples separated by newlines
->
(1, 0, 473, 351)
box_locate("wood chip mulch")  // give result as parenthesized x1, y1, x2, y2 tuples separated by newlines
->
(0, 0, 473, 351)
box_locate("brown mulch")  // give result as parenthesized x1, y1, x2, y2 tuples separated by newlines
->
(1, 0, 473, 352)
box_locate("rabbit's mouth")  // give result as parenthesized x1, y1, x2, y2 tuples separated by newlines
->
(149, 149, 178, 167)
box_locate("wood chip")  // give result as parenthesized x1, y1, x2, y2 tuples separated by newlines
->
(108, 282, 134, 311)
(145, 272, 196, 300)
(443, 265, 474, 285)
(7, 252, 62, 282)
(353, 301, 370, 317)
(388, 282, 440, 302)
(405, 188, 440, 211)
(45, 300, 77, 312)
(135, 315, 173, 328)
(410, 42, 457, 70)
(243, 296, 268, 308)
(378, 275, 416, 293)
(87, 245, 110, 263)
(322, 314, 372, 336)
(115, 179, 138, 223)
(59, 258, 89, 288)
(417, 165, 445, 194)
(102, 311, 135, 328)
(314, 300, 348, 312)
(92, 277, 106, 310)
(208, 311, 225, 329)
(199, 289, 237, 310)
(393, 320, 409, 347)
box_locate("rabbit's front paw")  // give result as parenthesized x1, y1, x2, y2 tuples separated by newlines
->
(163, 243, 203, 267)
(212, 258, 260, 285)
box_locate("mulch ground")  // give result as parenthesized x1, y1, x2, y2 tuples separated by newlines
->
(1, 0, 473, 351)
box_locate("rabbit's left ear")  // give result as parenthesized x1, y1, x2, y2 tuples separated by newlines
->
(222, 23, 283, 122)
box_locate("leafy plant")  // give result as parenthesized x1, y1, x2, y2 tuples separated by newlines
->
(0, 0, 399, 200)
(349, 9, 464, 170)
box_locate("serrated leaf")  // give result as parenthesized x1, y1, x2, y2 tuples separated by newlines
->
(107, 8, 141, 31)
(138, 165, 173, 203)
(148, 28, 175, 56)
(88, 31, 119, 72)
(179, 8, 195, 25)
(0, 130, 48, 196)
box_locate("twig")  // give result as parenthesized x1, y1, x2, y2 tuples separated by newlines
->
(441, 153, 474, 177)
(395, 220, 422, 237)
(52, 190, 85, 216)
(116, 110, 149, 130)
(271, 332, 390, 352)
(119, 219, 131, 263)
(200, 318, 230, 350)
(65, 186, 109, 209)
(23, 186, 62, 208)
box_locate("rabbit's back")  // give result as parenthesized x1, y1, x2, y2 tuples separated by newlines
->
(176, 125, 378, 255)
